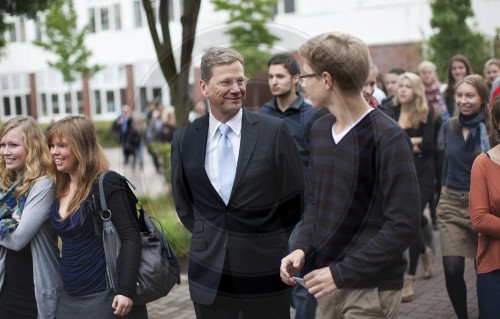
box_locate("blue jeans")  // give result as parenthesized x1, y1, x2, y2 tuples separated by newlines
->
(477, 270, 500, 319)
(289, 220, 318, 319)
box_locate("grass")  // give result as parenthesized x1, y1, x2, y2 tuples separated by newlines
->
(138, 193, 191, 259)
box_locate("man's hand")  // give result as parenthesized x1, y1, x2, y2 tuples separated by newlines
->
(112, 295, 133, 316)
(280, 249, 305, 285)
(303, 266, 337, 299)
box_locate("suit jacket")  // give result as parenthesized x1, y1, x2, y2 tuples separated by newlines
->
(171, 109, 304, 305)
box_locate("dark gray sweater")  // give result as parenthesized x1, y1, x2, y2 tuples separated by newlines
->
(295, 109, 420, 291)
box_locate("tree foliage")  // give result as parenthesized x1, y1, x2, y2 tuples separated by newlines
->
(142, 0, 201, 127)
(428, 0, 489, 79)
(33, 0, 99, 83)
(211, 0, 279, 78)
(0, 0, 52, 51)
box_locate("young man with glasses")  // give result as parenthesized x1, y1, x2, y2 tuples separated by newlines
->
(259, 53, 318, 319)
(280, 32, 420, 318)
(172, 47, 305, 319)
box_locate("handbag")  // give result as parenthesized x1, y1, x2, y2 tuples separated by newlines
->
(97, 170, 181, 304)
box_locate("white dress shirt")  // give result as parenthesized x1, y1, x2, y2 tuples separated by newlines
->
(205, 108, 242, 194)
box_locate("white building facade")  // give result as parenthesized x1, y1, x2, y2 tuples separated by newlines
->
(0, 0, 498, 122)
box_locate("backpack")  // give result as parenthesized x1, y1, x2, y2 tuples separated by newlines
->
(96, 170, 181, 304)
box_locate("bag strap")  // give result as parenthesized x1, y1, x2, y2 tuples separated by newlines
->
(98, 170, 137, 218)
(98, 170, 111, 212)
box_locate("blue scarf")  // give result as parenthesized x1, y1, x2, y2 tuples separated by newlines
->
(0, 182, 28, 240)
(459, 111, 490, 154)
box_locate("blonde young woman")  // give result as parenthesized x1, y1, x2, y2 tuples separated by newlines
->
(390, 72, 435, 302)
(438, 75, 492, 319)
(0, 116, 61, 318)
(48, 116, 147, 318)
(484, 58, 500, 90)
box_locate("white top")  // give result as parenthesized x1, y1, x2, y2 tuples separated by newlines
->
(332, 108, 373, 143)
(205, 108, 242, 193)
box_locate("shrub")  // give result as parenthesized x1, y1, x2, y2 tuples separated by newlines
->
(138, 193, 191, 258)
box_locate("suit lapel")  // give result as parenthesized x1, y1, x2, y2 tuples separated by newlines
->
(232, 110, 259, 194)
(191, 116, 220, 197)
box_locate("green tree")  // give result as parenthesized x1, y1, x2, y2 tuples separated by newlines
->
(33, 0, 100, 111)
(428, 0, 489, 79)
(211, 0, 280, 78)
(0, 0, 51, 51)
(142, 0, 201, 127)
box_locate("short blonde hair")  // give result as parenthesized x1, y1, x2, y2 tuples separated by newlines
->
(299, 32, 370, 93)
(417, 61, 437, 73)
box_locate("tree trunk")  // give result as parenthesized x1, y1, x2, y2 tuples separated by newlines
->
(143, 0, 201, 128)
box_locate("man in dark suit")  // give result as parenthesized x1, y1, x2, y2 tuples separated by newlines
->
(171, 47, 304, 319)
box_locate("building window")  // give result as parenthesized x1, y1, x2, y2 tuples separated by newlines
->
(12, 74, 19, 89)
(7, 23, 16, 42)
(15, 96, 22, 115)
(3, 97, 11, 116)
(140, 87, 147, 112)
(101, 7, 110, 31)
(19, 17, 26, 42)
(65, 93, 72, 113)
(284, 0, 295, 13)
(41, 93, 48, 116)
(274, 0, 295, 15)
(52, 94, 59, 114)
(1, 76, 9, 90)
(106, 90, 115, 112)
(134, 1, 142, 28)
(94, 90, 102, 114)
(89, 8, 96, 33)
(114, 4, 122, 30)
(26, 95, 31, 116)
(35, 17, 42, 41)
(77, 91, 83, 114)
(120, 88, 126, 107)
(153, 87, 162, 105)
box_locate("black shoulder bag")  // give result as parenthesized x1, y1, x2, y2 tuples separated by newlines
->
(97, 170, 181, 304)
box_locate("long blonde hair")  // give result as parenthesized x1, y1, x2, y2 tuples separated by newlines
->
(47, 115, 109, 217)
(0, 116, 53, 199)
(393, 72, 429, 129)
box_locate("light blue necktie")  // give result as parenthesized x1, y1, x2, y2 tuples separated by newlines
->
(218, 124, 236, 204)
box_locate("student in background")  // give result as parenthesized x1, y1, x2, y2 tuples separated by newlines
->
(380, 67, 405, 110)
(484, 58, 500, 92)
(390, 72, 435, 302)
(260, 52, 318, 319)
(418, 61, 449, 231)
(442, 55, 473, 117)
(438, 75, 491, 319)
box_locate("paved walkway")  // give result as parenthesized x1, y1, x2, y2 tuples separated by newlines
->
(106, 147, 479, 318)
(104, 147, 168, 198)
(145, 229, 479, 319)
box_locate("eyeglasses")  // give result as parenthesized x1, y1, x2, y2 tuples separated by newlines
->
(215, 78, 249, 87)
(299, 73, 318, 80)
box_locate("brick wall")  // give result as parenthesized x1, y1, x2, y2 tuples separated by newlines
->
(369, 42, 423, 75)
